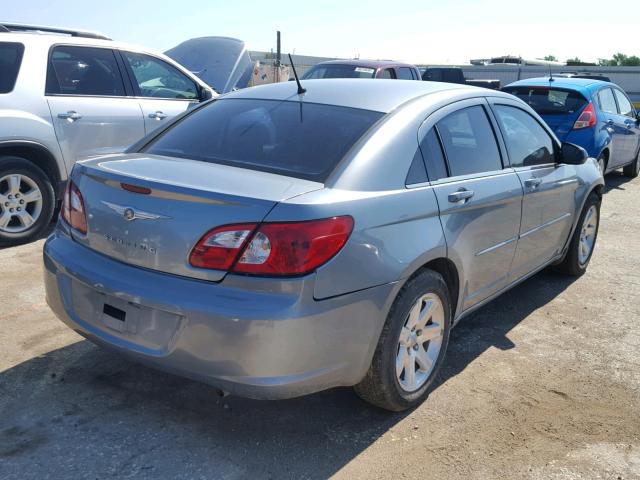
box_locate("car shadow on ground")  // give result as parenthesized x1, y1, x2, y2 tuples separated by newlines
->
(0, 270, 577, 478)
(604, 170, 635, 194)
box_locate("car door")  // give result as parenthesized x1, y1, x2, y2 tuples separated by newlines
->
(612, 87, 640, 165)
(419, 98, 523, 311)
(46, 45, 145, 165)
(595, 87, 627, 168)
(119, 50, 201, 134)
(489, 98, 579, 279)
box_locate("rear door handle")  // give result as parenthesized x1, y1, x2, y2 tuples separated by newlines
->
(57, 111, 82, 121)
(524, 178, 542, 189)
(148, 111, 168, 120)
(448, 189, 474, 203)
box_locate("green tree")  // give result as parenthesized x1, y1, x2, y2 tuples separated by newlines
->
(600, 53, 640, 67)
(544, 55, 557, 62)
(566, 57, 582, 64)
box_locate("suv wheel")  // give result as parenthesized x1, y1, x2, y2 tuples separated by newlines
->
(354, 269, 451, 411)
(555, 192, 600, 276)
(623, 151, 639, 178)
(0, 156, 55, 246)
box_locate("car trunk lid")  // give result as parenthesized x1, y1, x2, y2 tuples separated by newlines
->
(71, 153, 323, 281)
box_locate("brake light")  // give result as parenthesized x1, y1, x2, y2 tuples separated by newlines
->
(573, 102, 597, 130)
(61, 180, 87, 234)
(189, 216, 354, 276)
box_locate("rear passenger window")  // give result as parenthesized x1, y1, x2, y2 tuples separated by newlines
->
(613, 89, 634, 117)
(494, 105, 555, 167)
(46, 46, 125, 96)
(597, 88, 618, 114)
(436, 106, 502, 176)
(406, 149, 429, 185)
(0, 42, 24, 94)
(398, 68, 414, 80)
(380, 69, 395, 79)
(419, 128, 448, 181)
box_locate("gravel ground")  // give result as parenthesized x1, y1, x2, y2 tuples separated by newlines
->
(1, 173, 639, 480)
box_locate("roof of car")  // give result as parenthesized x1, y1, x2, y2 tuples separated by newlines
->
(311, 59, 417, 69)
(220, 79, 491, 113)
(506, 76, 612, 93)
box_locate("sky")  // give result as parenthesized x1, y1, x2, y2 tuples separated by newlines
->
(3, 0, 639, 64)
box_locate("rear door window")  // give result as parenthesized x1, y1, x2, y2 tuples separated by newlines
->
(613, 88, 634, 117)
(123, 52, 199, 100)
(0, 42, 24, 93)
(46, 46, 125, 96)
(380, 68, 396, 79)
(436, 106, 503, 176)
(398, 67, 414, 80)
(494, 105, 555, 167)
(504, 87, 587, 114)
(406, 150, 429, 185)
(419, 128, 448, 181)
(301, 65, 376, 79)
(145, 98, 384, 182)
(596, 88, 618, 114)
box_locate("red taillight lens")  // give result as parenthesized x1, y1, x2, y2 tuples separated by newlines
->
(573, 102, 597, 130)
(189, 216, 354, 276)
(189, 223, 257, 270)
(234, 216, 354, 276)
(61, 180, 87, 234)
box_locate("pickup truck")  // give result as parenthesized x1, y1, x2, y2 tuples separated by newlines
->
(421, 67, 500, 90)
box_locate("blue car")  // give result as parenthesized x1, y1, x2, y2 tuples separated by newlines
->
(504, 77, 640, 177)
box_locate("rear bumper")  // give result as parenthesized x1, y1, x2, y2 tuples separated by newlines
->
(43, 231, 396, 399)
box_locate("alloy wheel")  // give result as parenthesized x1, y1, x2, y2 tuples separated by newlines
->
(578, 205, 598, 266)
(0, 174, 43, 233)
(396, 293, 445, 392)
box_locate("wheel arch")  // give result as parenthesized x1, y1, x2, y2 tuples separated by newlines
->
(0, 141, 65, 199)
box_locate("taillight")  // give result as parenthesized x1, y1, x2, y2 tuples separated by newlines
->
(189, 223, 256, 270)
(61, 180, 87, 234)
(573, 102, 597, 130)
(189, 216, 354, 276)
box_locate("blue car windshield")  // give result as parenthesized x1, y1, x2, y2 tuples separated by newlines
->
(504, 87, 588, 115)
(145, 98, 384, 182)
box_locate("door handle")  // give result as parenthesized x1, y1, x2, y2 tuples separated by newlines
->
(607, 119, 615, 125)
(624, 119, 635, 129)
(524, 178, 542, 189)
(448, 189, 474, 203)
(148, 111, 168, 120)
(57, 111, 82, 121)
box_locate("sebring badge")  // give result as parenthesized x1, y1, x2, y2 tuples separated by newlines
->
(101, 201, 171, 221)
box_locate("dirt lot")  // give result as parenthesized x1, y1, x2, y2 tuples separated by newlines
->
(1, 173, 639, 480)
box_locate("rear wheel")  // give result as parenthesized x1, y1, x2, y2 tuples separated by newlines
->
(0, 157, 55, 246)
(555, 192, 600, 276)
(354, 269, 451, 411)
(623, 151, 639, 178)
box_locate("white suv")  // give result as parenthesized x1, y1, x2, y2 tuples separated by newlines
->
(0, 23, 215, 245)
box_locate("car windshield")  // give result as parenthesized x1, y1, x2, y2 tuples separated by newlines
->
(144, 98, 384, 182)
(302, 64, 377, 79)
(504, 86, 588, 114)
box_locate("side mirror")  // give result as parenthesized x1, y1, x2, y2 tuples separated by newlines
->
(199, 88, 214, 102)
(560, 142, 589, 165)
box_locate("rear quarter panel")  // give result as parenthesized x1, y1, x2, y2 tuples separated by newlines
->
(265, 186, 446, 300)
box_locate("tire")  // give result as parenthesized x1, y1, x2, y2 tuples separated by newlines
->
(0, 156, 55, 246)
(555, 192, 600, 276)
(622, 151, 639, 178)
(597, 154, 607, 176)
(354, 269, 451, 411)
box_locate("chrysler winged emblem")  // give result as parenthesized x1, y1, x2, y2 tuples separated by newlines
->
(101, 201, 171, 221)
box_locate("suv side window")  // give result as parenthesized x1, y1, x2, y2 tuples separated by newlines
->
(379, 68, 396, 79)
(398, 67, 414, 80)
(419, 128, 448, 181)
(493, 105, 555, 167)
(0, 42, 25, 94)
(597, 88, 618, 114)
(123, 52, 198, 100)
(436, 106, 502, 176)
(46, 46, 125, 96)
(613, 89, 634, 117)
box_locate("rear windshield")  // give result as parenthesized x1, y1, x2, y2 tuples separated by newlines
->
(504, 87, 587, 114)
(0, 42, 25, 94)
(302, 64, 376, 79)
(144, 98, 384, 182)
